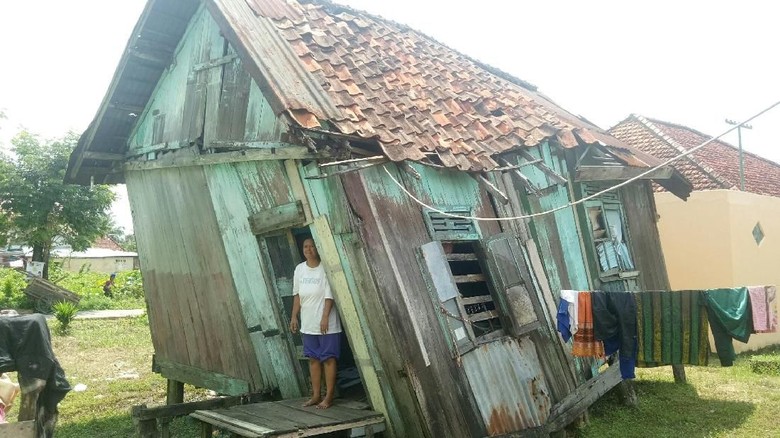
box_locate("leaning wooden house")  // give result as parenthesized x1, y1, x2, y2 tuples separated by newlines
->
(67, 0, 692, 436)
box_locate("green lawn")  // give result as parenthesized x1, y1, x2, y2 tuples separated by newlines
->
(3, 317, 780, 437)
(580, 348, 780, 437)
(4, 317, 206, 437)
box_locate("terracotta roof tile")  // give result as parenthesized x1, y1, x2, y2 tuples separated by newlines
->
(211, 0, 670, 173)
(610, 115, 780, 198)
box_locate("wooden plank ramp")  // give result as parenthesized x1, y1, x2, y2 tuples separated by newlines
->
(191, 398, 385, 437)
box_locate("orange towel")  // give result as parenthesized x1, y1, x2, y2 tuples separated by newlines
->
(572, 292, 605, 357)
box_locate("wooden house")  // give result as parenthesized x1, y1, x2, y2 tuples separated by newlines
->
(66, 0, 691, 436)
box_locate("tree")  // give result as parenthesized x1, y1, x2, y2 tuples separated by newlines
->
(0, 131, 114, 278)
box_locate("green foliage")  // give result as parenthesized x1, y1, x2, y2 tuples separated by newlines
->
(55, 268, 145, 311)
(0, 131, 115, 275)
(53, 301, 79, 332)
(0, 267, 32, 309)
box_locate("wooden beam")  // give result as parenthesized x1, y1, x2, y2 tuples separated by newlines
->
(518, 150, 568, 185)
(477, 175, 510, 205)
(108, 102, 145, 114)
(131, 393, 269, 422)
(193, 54, 238, 72)
(83, 151, 125, 161)
(545, 363, 623, 433)
(128, 48, 171, 66)
(125, 146, 326, 171)
(248, 201, 306, 235)
(155, 358, 249, 396)
(207, 140, 294, 149)
(575, 165, 674, 182)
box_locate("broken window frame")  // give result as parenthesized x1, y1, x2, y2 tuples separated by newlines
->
(581, 188, 638, 281)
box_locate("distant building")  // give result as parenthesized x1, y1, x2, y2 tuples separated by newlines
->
(51, 237, 138, 273)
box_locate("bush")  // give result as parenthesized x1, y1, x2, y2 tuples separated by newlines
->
(0, 268, 32, 310)
(55, 268, 146, 311)
(52, 301, 79, 332)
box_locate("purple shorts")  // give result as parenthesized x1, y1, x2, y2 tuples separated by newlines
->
(302, 333, 341, 362)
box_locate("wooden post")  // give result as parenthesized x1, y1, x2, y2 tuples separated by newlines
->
(166, 380, 185, 405)
(199, 421, 214, 438)
(618, 380, 638, 407)
(672, 364, 687, 383)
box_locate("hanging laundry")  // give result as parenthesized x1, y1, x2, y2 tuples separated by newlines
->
(557, 290, 579, 342)
(592, 292, 637, 379)
(636, 291, 710, 367)
(705, 288, 752, 367)
(572, 292, 605, 358)
(749, 285, 778, 333)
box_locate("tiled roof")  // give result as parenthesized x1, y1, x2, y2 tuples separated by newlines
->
(609, 115, 780, 198)
(215, 0, 653, 172)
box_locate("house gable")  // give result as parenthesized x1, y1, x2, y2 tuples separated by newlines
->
(128, 5, 288, 158)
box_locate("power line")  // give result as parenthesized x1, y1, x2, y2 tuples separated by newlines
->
(383, 99, 780, 222)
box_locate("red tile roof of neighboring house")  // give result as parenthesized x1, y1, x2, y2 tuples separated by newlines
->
(92, 236, 124, 252)
(609, 115, 780, 198)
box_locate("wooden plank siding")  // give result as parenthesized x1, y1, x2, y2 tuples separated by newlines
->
(129, 7, 286, 157)
(125, 167, 263, 392)
(204, 162, 305, 398)
(620, 182, 673, 291)
(299, 162, 423, 438)
(341, 164, 506, 437)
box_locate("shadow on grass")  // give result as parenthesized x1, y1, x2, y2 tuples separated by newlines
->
(579, 380, 755, 438)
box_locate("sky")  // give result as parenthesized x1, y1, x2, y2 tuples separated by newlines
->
(1, 0, 779, 234)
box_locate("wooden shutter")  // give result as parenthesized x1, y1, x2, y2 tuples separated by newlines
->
(418, 241, 476, 354)
(482, 233, 541, 336)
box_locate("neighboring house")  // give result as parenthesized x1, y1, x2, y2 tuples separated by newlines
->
(51, 247, 139, 274)
(66, 1, 690, 436)
(610, 115, 780, 352)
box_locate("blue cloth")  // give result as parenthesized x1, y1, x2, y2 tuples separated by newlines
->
(603, 336, 636, 379)
(557, 298, 572, 342)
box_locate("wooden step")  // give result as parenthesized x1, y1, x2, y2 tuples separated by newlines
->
(452, 274, 486, 283)
(446, 253, 478, 262)
(461, 295, 494, 306)
(468, 310, 499, 323)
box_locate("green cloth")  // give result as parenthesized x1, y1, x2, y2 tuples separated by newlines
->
(704, 287, 752, 367)
(636, 291, 709, 367)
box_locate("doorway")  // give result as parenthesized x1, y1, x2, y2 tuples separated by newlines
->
(258, 226, 365, 402)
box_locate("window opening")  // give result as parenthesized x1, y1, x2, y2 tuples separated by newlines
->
(583, 184, 636, 279)
(443, 241, 503, 339)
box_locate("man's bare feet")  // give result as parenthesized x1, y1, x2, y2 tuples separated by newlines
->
(303, 397, 321, 407)
(316, 397, 334, 409)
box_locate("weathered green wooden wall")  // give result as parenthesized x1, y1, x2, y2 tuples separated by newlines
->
(512, 142, 592, 295)
(124, 6, 298, 397)
(125, 167, 264, 394)
(621, 182, 673, 291)
(128, 5, 285, 153)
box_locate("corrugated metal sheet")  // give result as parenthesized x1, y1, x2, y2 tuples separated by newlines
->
(462, 337, 551, 436)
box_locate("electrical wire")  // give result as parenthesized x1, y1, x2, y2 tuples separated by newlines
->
(383, 100, 780, 222)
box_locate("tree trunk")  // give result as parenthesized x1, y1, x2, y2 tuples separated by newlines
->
(31, 243, 51, 279)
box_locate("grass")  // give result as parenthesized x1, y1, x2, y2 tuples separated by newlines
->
(3, 316, 208, 437)
(3, 317, 780, 437)
(580, 346, 780, 437)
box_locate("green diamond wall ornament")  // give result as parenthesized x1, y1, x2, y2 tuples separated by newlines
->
(753, 222, 764, 245)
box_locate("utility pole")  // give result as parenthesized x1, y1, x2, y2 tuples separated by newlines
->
(725, 119, 752, 191)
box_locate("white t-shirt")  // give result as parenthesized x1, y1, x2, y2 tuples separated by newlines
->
(293, 262, 342, 335)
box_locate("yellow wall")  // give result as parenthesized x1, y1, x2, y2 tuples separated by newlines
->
(656, 190, 780, 352)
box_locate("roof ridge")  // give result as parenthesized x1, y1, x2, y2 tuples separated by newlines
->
(645, 116, 780, 169)
(631, 114, 734, 189)
(304, 0, 539, 92)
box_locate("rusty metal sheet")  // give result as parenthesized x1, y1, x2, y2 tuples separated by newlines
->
(461, 337, 551, 436)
